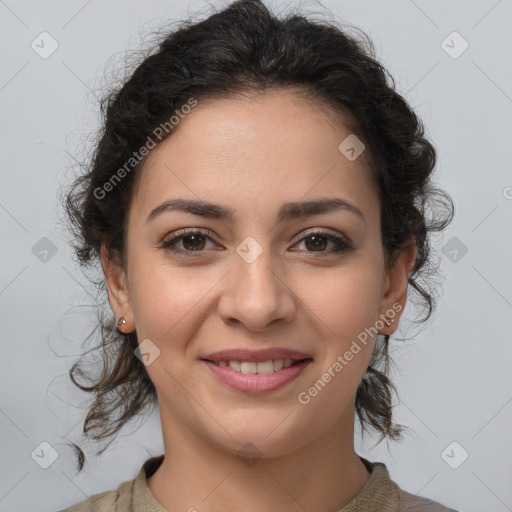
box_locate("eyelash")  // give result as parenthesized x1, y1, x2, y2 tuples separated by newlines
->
(160, 228, 352, 258)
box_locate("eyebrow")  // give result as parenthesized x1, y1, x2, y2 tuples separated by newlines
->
(146, 197, 365, 225)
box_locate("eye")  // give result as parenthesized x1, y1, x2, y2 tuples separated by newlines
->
(292, 229, 351, 255)
(160, 228, 216, 255)
(160, 228, 352, 257)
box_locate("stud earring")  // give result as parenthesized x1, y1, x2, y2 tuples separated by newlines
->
(117, 317, 127, 326)
(384, 316, 395, 327)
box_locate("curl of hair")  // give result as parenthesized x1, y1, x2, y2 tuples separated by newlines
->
(59, 0, 454, 472)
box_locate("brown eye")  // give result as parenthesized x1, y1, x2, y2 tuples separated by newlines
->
(293, 231, 351, 255)
(303, 234, 329, 252)
(180, 234, 207, 251)
(161, 229, 216, 255)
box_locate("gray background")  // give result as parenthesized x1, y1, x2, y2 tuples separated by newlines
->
(1, 0, 511, 511)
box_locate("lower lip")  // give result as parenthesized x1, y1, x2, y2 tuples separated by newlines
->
(202, 359, 312, 393)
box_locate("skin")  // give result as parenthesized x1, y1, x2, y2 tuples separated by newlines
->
(101, 89, 416, 512)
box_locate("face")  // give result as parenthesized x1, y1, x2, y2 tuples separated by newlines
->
(102, 89, 415, 460)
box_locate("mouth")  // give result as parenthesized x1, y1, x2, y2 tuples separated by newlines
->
(200, 357, 313, 393)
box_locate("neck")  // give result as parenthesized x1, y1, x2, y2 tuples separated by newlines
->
(147, 401, 372, 512)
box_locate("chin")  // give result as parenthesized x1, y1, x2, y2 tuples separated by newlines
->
(205, 415, 312, 461)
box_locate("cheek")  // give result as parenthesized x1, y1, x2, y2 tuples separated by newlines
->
(129, 261, 215, 344)
(295, 260, 383, 341)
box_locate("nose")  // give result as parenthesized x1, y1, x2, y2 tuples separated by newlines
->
(217, 249, 296, 332)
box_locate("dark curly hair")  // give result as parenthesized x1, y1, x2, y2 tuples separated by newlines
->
(59, 0, 454, 473)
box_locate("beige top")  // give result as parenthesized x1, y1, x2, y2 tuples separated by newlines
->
(55, 454, 458, 511)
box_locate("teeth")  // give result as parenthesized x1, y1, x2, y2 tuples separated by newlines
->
(213, 358, 298, 373)
(228, 361, 241, 372)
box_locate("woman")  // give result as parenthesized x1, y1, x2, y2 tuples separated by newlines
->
(57, 0, 457, 510)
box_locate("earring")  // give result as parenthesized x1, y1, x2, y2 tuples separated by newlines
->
(384, 316, 395, 327)
(117, 317, 127, 326)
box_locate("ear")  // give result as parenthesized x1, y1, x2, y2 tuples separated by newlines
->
(100, 244, 133, 332)
(378, 238, 417, 335)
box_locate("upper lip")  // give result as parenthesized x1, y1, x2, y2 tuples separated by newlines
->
(201, 348, 313, 363)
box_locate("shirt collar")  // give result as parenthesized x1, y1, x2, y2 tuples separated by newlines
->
(132, 454, 166, 512)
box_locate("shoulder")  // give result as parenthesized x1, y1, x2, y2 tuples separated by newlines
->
(358, 458, 459, 512)
(53, 477, 136, 512)
(53, 488, 119, 512)
(52, 454, 163, 512)
(397, 488, 459, 511)
(54, 479, 136, 511)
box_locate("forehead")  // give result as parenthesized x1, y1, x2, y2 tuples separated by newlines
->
(130, 89, 378, 227)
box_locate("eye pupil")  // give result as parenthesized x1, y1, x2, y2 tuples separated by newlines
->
(183, 234, 206, 251)
(305, 235, 327, 251)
